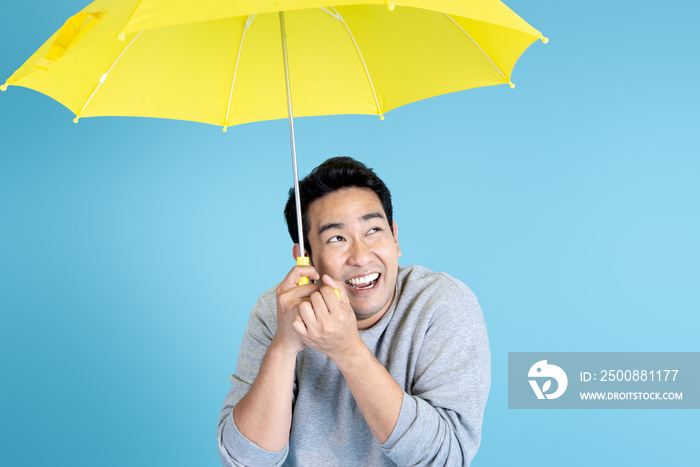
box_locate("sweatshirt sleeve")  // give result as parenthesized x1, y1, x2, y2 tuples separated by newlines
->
(217, 291, 290, 467)
(380, 285, 491, 466)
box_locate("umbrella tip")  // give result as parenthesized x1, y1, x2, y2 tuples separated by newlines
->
(222, 126, 227, 132)
(541, 36, 549, 44)
(509, 82, 515, 89)
(118, 31, 126, 41)
(0, 83, 7, 91)
(380, 115, 385, 120)
(386, 2, 395, 11)
(73, 117, 80, 123)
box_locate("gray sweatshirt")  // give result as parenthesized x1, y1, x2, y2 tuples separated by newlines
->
(218, 265, 490, 466)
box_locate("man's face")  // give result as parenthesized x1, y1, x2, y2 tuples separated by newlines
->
(306, 187, 401, 329)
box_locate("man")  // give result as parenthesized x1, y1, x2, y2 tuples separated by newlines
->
(218, 157, 490, 466)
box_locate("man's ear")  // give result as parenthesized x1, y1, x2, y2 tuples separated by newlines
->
(292, 243, 312, 263)
(393, 220, 402, 258)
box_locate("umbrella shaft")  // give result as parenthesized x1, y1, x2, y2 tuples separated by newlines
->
(280, 11, 305, 258)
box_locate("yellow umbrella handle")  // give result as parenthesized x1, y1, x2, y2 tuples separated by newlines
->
(296, 256, 310, 286)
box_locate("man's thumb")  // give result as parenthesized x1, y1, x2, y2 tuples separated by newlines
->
(321, 274, 342, 300)
(321, 274, 340, 288)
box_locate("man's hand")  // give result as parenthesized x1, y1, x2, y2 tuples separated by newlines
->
(274, 264, 320, 355)
(233, 264, 319, 452)
(291, 275, 363, 362)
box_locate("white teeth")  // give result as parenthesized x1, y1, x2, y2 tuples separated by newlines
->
(347, 273, 379, 287)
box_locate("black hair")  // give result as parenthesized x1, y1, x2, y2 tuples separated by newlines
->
(284, 157, 393, 256)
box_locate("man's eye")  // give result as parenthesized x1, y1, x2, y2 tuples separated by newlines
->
(328, 235, 344, 243)
(367, 227, 381, 235)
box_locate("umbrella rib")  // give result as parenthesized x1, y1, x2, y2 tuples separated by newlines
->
(318, 7, 340, 20)
(223, 14, 256, 132)
(73, 30, 143, 122)
(442, 13, 512, 87)
(119, 0, 146, 39)
(330, 7, 384, 119)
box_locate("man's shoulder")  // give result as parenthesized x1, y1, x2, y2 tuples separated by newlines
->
(398, 265, 475, 299)
(249, 284, 279, 322)
(258, 284, 278, 306)
(396, 265, 481, 318)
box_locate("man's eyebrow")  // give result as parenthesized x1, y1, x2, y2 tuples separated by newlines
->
(317, 212, 385, 236)
(318, 222, 344, 235)
(361, 212, 385, 222)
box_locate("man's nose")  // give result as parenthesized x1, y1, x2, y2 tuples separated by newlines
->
(348, 239, 372, 266)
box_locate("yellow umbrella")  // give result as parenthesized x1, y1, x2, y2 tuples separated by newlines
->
(1, 0, 547, 271)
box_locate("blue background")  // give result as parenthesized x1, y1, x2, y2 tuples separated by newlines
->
(1, 1, 698, 465)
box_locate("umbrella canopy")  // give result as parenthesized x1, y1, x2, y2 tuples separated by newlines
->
(2, 0, 546, 271)
(2, 0, 546, 128)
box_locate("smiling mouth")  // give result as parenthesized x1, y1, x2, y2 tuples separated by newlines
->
(346, 272, 380, 290)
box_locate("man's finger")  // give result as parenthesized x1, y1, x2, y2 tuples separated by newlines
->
(320, 275, 345, 306)
(290, 266, 320, 285)
(283, 265, 320, 289)
(291, 313, 307, 337)
(281, 282, 320, 302)
(298, 301, 318, 328)
(309, 290, 330, 316)
(278, 267, 321, 299)
(319, 286, 345, 315)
